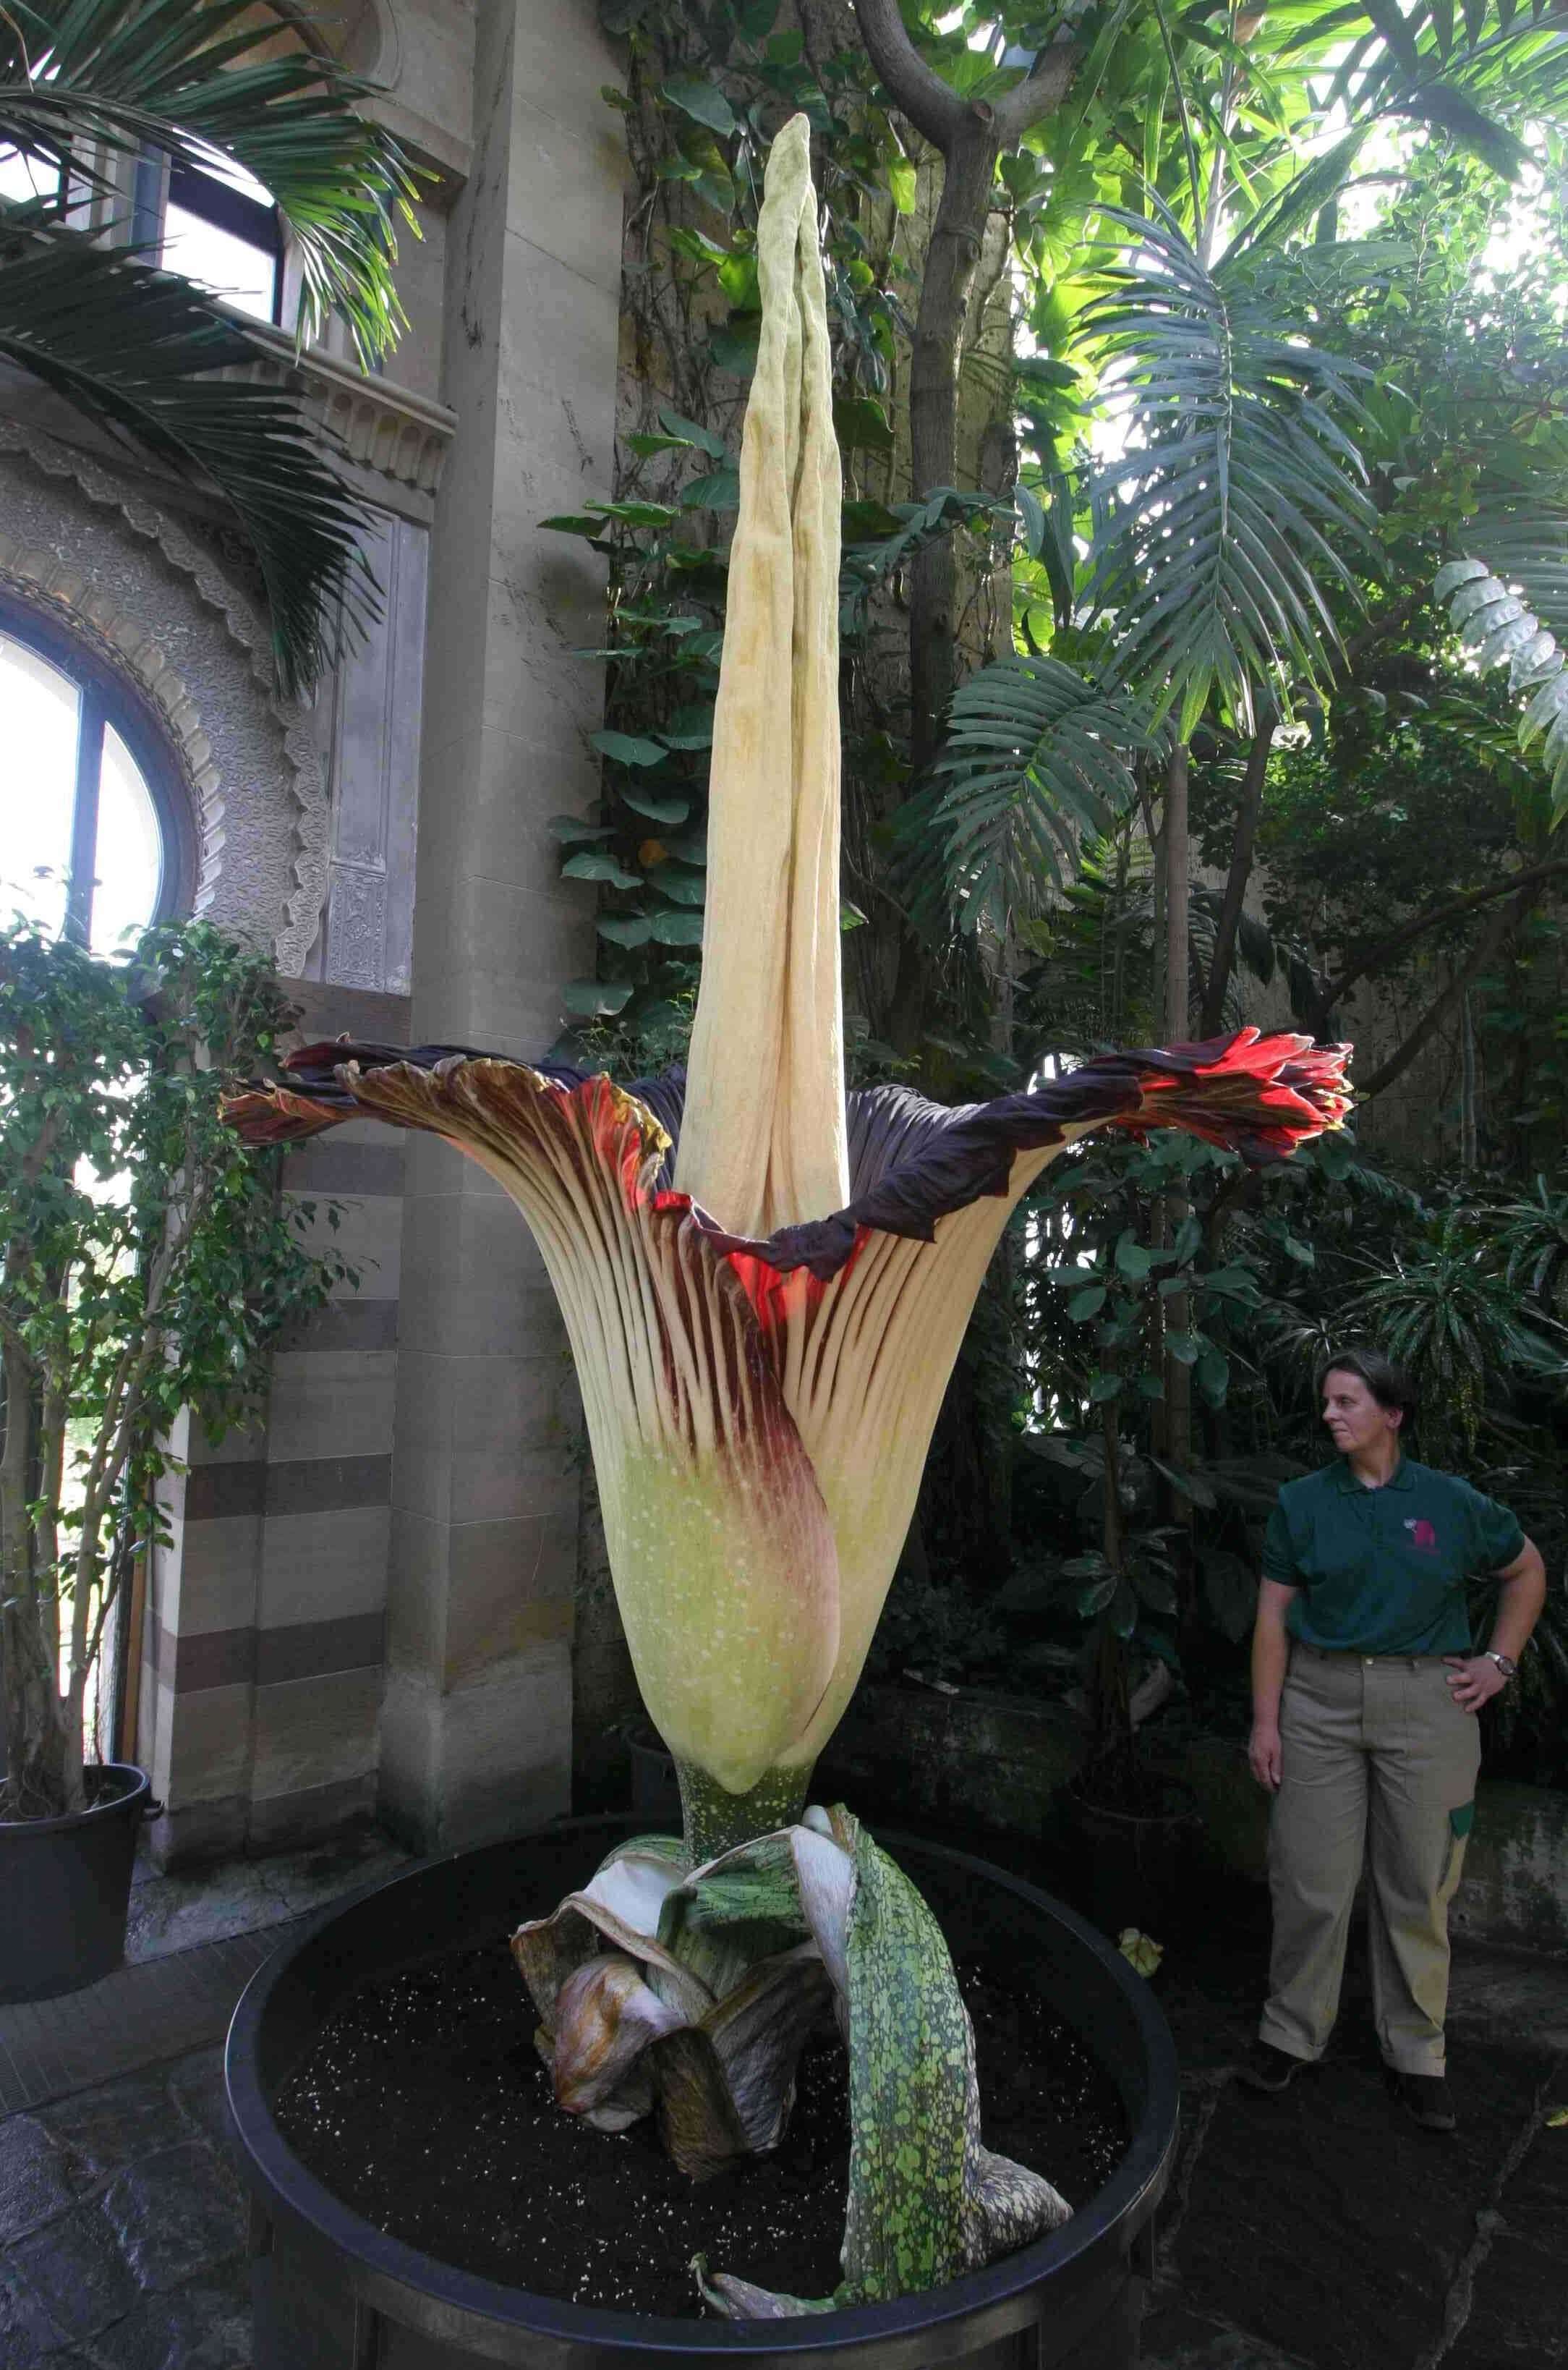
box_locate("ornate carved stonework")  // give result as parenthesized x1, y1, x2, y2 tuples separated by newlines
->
(224, 324, 456, 500)
(0, 420, 329, 970)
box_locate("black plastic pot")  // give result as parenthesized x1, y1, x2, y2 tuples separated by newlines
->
(0, 1762, 150, 2002)
(226, 1817, 1180, 2370)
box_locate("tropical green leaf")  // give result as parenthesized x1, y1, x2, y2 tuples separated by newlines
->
(561, 977, 634, 1016)
(660, 78, 738, 136)
(562, 850, 643, 887)
(649, 909, 706, 944)
(903, 657, 1149, 938)
(0, 0, 420, 366)
(592, 731, 669, 767)
(1083, 207, 1376, 731)
(0, 230, 373, 695)
(596, 914, 653, 948)
(1433, 515, 1568, 823)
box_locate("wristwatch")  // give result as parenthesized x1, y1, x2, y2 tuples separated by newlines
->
(1484, 1651, 1519, 1681)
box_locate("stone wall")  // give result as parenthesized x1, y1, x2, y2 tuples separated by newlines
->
(0, 0, 631, 1865)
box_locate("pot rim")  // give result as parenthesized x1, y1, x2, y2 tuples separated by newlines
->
(227, 1817, 1179, 2356)
(0, 1762, 150, 1838)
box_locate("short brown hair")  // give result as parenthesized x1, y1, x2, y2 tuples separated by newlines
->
(1315, 1345, 1418, 1427)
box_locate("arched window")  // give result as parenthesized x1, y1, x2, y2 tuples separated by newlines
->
(0, 598, 194, 953)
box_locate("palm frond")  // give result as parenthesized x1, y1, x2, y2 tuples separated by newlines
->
(1, 0, 421, 365)
(1081, 208, 1377, 735)
(1435, 521, 1568, 824)
(0, 229, 374, 692)
(899, 657, 1152, 940)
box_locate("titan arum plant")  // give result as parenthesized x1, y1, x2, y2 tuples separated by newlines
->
(228, 117, 1350, 2314)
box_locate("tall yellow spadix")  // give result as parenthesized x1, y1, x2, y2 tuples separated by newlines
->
(674, 114, 848, 1240)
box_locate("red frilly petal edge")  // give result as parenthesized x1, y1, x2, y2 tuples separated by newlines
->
(223, 1029, 1350, 1286)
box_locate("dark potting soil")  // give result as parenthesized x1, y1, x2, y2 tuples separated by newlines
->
(273, 1932, 1129, 2319)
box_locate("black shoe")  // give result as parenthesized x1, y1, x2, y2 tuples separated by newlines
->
(1237, 2039, 1308, 2092)
(1391, 2069, 1457, 2131)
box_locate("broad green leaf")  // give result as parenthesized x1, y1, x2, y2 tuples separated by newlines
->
(592, 731, 668, 768)
(649, 909, 706, 945)
(655, 868, 707, 905)
(710, 318, 762, 377)
(887, 156, 917, 215)
(682, 467, 742, 510)
(661, 80, 738, 136)
(540, 513, 612, 538)
(547, 815, 613, 843)
(834, 396, 895, 454)
(597, 914, 653, 948)
(561, 978, 634, 1016)
(659, 407, 728, 458)
(562, 851, 642, 888)
(620, 789, 690, 825)
(625, 429, 700, 456)
(1068, 1285, 1107, 1321)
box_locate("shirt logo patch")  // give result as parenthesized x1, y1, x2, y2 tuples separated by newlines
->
(1405, 1518, 1439, 1552)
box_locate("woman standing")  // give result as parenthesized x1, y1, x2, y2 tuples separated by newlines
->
(1243, 1347, 1547, 2130)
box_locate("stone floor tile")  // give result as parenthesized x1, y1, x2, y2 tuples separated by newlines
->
(123, 1827, 409, 1966)
(98, 2143, 246, 2294)
(85, 2258, 251, 2370)
(38, 2069, 187, 2179)
(1491, 2107, 1568, 2254)
(165, 2049, 233, 2159)
(123, 1865, 291, 1966)
(0, 2251, 75, 2364)
(1167, 2050, 1543, 2370)
(1444, 2227, 1568, 2367)
(0, 2118, 88, 2244)
(1142, 2305, 1320, 2370)
(9, 2201, 141, 2340)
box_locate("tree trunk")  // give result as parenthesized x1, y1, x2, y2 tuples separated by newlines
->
(1355, 886, 1539, 1101)
(907, 126, 997, 770)
(1199, 716, 1274, 1037)
(1162, 744, 1193, 1481)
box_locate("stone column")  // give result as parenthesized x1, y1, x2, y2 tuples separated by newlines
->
(380, 0, 626, 1849)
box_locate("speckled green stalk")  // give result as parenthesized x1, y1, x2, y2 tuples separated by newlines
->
(675, 1758, 809, 1861)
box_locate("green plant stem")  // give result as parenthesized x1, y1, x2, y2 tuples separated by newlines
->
(675, 1759, 809, 1861)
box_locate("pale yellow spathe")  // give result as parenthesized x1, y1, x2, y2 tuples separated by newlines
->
(676, 113, 849, 1239)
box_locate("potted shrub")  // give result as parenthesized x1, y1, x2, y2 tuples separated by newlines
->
(224, 116, 1347, 2355)
(0, 922, 354, 2000)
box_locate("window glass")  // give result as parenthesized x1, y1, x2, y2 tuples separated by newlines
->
(0, 145, 60, 205)
(93, 726, 164, 954)
(1, 634, 78, 936)
(0, 626, 171, 949)
(163, 148, 279, 325)
(161, 200, 278, 316)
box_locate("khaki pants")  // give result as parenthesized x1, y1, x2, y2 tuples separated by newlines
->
(1261, 1642, 1481, 2075)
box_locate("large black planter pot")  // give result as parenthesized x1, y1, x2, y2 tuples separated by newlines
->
(0, 1762, 150, 2003)
(226, 1817, 1180, 2370)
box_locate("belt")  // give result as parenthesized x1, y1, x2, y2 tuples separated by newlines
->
(1293, 1641, 1453, 1669)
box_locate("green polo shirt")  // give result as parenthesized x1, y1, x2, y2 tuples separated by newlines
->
(1261, 1456, 1525, 1656)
